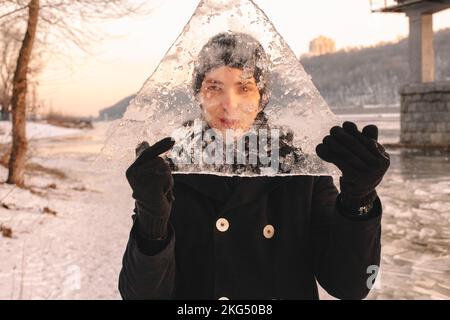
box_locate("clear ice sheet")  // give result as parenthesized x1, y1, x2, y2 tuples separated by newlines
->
(96, 0, 340, 177)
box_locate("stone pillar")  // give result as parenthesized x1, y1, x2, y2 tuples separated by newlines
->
(400, 82, 450, 147)
(407, 11, 435, 83)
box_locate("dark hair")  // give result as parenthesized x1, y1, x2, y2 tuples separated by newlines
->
(192, 32, 270, 109)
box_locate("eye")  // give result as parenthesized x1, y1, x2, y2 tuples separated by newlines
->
(207, 85, 222, 92)
(239, 85, 254, 93)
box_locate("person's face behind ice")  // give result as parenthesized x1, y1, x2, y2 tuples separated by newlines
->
(199, 65, 261, 136)
(193, 32, 269, 139)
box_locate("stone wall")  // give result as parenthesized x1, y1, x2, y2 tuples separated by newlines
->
(400, 81, 450, 147)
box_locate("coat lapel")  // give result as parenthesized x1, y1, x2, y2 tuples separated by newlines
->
(173, 173, 232, 203)
(219, 176, 280, 214)
(174, 173, 287, 214)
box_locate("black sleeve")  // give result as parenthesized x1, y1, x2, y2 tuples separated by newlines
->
(118, 214, 176, 300)
(311, 175, 382, 300)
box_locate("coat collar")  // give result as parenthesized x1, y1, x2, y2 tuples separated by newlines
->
(173, 173, 287, 214)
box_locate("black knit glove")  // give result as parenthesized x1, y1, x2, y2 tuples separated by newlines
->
(316, 121, 390, 214)
(126, 137, 175, 239)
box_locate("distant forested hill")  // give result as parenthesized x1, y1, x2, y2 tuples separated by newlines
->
(98, 94, 135, 120)
(301, 28, 450, 107)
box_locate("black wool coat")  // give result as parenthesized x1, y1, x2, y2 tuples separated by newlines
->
(119, 174, 382, 300)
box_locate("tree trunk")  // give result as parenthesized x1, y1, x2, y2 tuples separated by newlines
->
(7, 0, 39, 187)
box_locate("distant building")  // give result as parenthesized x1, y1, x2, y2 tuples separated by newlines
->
(308, 36, 336, 56)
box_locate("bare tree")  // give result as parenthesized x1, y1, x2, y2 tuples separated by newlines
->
(0, 26, 42, 121)
(6, 0, 39, 187)
(0, 28, 20, 120)
(0, 0, 150, 186)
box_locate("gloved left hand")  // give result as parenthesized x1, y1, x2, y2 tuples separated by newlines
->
(315, 121, 390, 214)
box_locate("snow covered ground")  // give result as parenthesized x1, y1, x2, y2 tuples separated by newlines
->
(0, 113, 449, 300)
(0, 122, 133, 299)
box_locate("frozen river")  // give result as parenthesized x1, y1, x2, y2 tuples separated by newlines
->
(337, 108, 450, 299)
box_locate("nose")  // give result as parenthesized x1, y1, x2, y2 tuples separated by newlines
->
(221, 90, 239, 113)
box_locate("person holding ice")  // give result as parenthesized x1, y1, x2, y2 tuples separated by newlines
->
(119, 32, 390, 300)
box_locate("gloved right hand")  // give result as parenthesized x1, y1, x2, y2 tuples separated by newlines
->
(125, 137, 175, 240)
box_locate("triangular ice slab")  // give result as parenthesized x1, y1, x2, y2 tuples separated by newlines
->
(96, 0, 339, 176)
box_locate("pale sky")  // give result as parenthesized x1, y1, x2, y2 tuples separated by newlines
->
(36, 0, 450, 117)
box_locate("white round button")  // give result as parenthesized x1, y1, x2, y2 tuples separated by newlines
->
(263, 224, 275, 239)
(216, 218, 229, 232)
(218, 296, 229, 300)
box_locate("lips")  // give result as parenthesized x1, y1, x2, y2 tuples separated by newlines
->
(219, 118, 238, 128)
